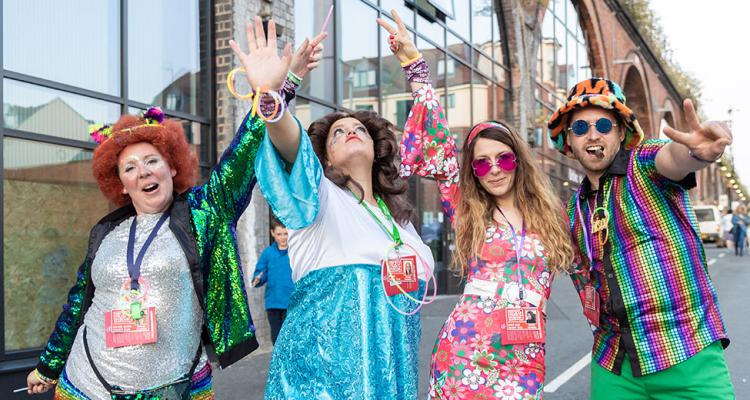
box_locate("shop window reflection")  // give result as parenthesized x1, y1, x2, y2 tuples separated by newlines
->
(3, 139, 108, 351)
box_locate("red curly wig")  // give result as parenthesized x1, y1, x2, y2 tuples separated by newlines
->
(92, 114, 198, 206)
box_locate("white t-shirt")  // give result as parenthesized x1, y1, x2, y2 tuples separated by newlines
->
(287, 177, 435, 282)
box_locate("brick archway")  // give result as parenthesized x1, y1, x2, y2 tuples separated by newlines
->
(622, 65, 653, 138)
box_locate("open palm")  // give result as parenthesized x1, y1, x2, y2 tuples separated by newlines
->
(229, 17, 291, 91)
(663, 99, 732, 161)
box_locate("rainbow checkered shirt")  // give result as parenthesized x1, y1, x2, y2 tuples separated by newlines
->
(568, 139, 728, 376)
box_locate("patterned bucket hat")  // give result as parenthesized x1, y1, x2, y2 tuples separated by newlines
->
(547, 78, 644, 157)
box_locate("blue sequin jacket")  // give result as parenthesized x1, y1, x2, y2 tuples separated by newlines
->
(36, 112, 265, 380)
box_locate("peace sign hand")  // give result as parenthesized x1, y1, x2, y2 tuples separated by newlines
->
(229, 17, 292, 91)
(663, 99, 732, 162)
(376, 10, 420, 63)
(290, 31, 328, 79)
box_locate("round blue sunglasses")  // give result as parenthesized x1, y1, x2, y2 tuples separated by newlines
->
(568, 118, 618, 136)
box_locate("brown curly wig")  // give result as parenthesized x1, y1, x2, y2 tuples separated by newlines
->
(92, 114, 198, 206)
(307, 110, 414, 224)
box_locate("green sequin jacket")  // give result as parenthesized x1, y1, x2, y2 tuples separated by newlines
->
(36, 112, 265, 379)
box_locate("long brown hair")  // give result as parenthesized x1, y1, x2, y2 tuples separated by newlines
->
(307, 111, 414, 224)
(454, 121, 574, 275)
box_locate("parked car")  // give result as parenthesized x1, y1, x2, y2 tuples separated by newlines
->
(694, 205, 722, 242)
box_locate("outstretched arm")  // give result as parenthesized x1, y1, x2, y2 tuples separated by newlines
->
(656, 99, 732, 181)
(379, 10, 459, 223)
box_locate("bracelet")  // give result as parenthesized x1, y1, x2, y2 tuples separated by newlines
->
(688, 149, 721, 163)
(400, 53, 423, 67)
(286, 71, 303, 85)
(255, 89, 286, 123)
(34, 368, 57, 385)
(226, 68, 254, 100)
(403, 57, 431, 85)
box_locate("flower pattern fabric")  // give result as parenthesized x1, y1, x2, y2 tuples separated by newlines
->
(400, 84, 459, 223)
(428, 224, 553, 399)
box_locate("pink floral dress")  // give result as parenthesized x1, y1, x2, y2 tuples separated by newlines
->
(400, 85, 552, 400)
(427, 225, 552, 400)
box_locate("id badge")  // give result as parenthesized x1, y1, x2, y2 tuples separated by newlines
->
(382, 254, 419, 297)
(583, 284, 600, 327)
(104, 307, 157, 348)
(500, 307, 545, 345)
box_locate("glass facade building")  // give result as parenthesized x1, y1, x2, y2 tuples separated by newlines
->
(0, 0, 214, 381)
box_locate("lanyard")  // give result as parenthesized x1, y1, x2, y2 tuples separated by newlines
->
(575, 180, 612, 270)
(127, 212, 170, 292)
(495, 207, 526, 300)
(353, 192, 403, 247)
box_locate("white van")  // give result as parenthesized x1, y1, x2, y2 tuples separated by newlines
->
(693, 205, 722, 242)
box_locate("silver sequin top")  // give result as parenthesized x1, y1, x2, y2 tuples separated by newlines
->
(65, 213, 206, 399)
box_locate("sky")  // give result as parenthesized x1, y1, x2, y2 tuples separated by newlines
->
(650, 0, 750, 191)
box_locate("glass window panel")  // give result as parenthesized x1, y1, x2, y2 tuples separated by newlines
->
(565, 0, 577, 30)
(539, 13, 556, 87)
(292, 98, 335, 130)
(447, 32, 471, 63)
(416, 14, 445, 49)
(578, 41, 591, 81)
(567, 33, 578, 84)
(474, 53, 493, 82)
(294, 0, 335, 102)
(418, 37, 445, 93)
(495, 88, 511, 122)
(128, 0, 209, 116)
(492, 4, 505, 65)
(381, 0, 414, 29)
(381, 29, 412, 126)
(446, 61, 472, 145)
(472, 72, 491, 123)
(3, 79, 121, 143)
(419, 178, 445, 269)
(340, 1, 379, 112)
(494, 63, 507, 87)
(3, 0, 120, 95)
(4, 138, 109, 351)
(447, 0, 471, 40)
(555, 17, 568, 90)
(471, 0, 493, 52)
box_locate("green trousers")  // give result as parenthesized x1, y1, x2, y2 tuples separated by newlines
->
(591, 341, 735, 399)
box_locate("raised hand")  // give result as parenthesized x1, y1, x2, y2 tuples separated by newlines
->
(376, 10, 420, 63)
(663, 99, 732, 162)
(290, 31, 327, 79)
(229, 17, 292, 91)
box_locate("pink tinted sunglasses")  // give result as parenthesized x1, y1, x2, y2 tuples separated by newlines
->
(471, 152, 517, 177)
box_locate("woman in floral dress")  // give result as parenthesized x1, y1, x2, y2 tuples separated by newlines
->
(401, 110, 575, 397)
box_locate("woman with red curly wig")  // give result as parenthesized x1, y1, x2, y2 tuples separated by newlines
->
(25, 17, 321, 399)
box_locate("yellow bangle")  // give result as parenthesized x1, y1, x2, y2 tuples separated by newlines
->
(400, 53, 423, 67)
(226, 67, 255, 100)
(34, 369, 57, 385)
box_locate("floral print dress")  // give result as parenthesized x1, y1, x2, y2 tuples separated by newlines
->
(400, 85, 553, 400)
(427, 224, 552, 400)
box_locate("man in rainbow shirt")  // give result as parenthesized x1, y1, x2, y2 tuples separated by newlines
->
(548, 78, 734, 399)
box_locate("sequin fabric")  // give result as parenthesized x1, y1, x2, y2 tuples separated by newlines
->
(428, 223, 551, 400)
(568, 139, 729, 376)
(264, 264, 425, 400)
(54, 363, 215, 400)
(64, 213, 206, 398)
(187, 113, 265, 360)
(37, 111, 265, 380)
